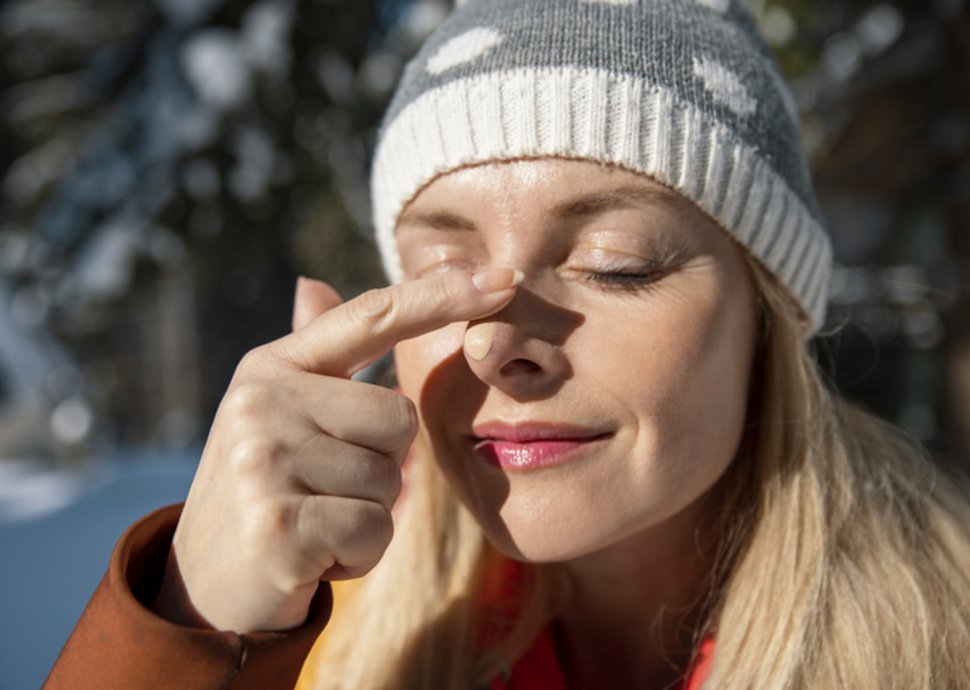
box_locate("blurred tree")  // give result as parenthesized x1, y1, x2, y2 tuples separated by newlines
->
(1, 0, 967, 466)
(1, 0, 447, 455)
(754, 0, 970, 463)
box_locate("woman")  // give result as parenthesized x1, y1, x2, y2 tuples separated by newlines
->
(47, 1, 970, 688)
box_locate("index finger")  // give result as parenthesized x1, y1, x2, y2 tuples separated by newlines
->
(270, 268, 522, 376)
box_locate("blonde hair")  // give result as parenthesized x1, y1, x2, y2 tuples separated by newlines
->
(303, 261, 970, 689)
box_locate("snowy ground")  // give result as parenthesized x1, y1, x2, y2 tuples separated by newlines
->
(0, 452, 197, 690)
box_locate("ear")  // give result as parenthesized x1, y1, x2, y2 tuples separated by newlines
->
(291, 277, 344, 332)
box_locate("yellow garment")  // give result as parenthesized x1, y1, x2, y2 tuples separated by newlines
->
(295, 579, 361, 690)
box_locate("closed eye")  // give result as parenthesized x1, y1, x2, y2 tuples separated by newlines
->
(584, 268, 666, 291)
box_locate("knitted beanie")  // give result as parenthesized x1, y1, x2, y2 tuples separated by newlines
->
(370, 0, 832, 333)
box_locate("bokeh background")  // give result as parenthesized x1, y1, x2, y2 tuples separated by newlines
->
(1, 0, 968, 687)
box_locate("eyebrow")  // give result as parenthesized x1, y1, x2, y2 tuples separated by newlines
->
(396, 209, 477, 232)
(396, 184, 689, 233)
(551, 185, 690, 220)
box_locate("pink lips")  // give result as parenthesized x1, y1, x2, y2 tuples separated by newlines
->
(470, 422, 610, 472)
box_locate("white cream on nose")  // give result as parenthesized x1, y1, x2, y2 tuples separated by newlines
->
(463, 322, 497, 361)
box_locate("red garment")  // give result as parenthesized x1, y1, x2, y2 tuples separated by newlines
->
(477, 554, 714, 690)
(46, 505, 714, 689)
(490, 625, 714, 690)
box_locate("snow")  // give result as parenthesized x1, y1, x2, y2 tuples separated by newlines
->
(0, 454, 197, 689)
(181, 29, 251, 109)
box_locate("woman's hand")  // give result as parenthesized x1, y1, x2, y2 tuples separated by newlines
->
(153, 268, 521, 633)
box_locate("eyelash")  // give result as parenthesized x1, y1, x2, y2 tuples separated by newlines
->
(417, 260, 670, 290)
(584, 267, 665, 290)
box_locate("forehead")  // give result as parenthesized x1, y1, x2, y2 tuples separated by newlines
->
(396, 159, 699, 230)
(393, 159, 734, 263)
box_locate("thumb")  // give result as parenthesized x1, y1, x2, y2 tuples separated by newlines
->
(292, 277, 344, 332)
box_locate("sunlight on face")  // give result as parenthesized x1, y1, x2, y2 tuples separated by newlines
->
(393, 159, 757, 562)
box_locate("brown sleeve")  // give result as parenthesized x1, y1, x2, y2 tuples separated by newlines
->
(43, 504, 333, 690)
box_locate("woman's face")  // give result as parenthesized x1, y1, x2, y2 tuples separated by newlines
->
(393, 159, 757, 562)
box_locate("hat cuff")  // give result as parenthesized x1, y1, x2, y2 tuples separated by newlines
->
(371, 67, 831, 334)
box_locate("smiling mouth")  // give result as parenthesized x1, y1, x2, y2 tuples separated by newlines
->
(469, 422, 612, 472)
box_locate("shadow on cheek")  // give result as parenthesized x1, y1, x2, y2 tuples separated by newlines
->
(417, 347, 488, 443)
(417, 349, 520, 551)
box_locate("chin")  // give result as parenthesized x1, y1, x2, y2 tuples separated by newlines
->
(468, 481, 658, 563)
(484, 521, 606, 563)
(464, 464, 727, 565)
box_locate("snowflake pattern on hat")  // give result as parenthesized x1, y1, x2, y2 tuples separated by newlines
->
(692, 54, 757, 117)
(426, 27, 505, 75)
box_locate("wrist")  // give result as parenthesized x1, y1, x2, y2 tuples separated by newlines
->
(151, 547, 216, 629)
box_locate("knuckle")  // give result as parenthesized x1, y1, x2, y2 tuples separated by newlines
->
(356, 552, 383, 576)
(224, 380, 273, 419)
(346, 502, 393, 551)
(237, 346, 271, 375)
(371, 391, 418, 457)
(366, 504, 395, 552)
(372, 456, 403, 505)
(241, 498, 293, 553)
(271, 571, 302, 596)
(352, 288, 395, 331)
(228, 435, 286, 478)
(324, 501, 393, 575)
(391, 394, 419, 439)
(393, 401, 419, 456)
(385, 462, 404, 503)
(428, 273, 465, 310)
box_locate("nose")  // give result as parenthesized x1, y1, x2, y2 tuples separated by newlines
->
(462, 287, 582, 401)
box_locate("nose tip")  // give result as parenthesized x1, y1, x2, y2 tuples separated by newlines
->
(458, 285, 584, 399)
(460, 316, 574, 401)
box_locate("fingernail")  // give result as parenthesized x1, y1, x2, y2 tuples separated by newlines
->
(471, 268, 524, 294)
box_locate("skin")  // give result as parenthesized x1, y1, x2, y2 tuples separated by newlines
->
(394, 159, 758, 687)
(156, 267, 523, 632)
(156, 157, 757, 688)
(395, 159, 756, 561)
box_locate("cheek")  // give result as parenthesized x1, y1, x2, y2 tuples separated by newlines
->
(594, 275, 755, 487)
(394, 323, 466, 400)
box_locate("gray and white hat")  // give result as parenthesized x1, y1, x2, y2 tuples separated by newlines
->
(371, 0, 832, 333)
